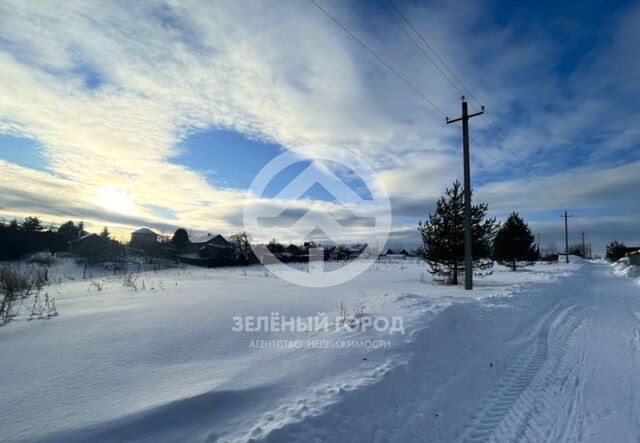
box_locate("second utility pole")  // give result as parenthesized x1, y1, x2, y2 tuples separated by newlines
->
(447, 96, 484, 290)
(561, 210, 573, 263)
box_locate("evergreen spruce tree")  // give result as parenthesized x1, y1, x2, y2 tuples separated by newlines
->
(55, 221, 81, 253)
(605, 240, 626, 262)
(57, 221, 79, 239)
(171, 228, 189, 253)
(100, 226, 111, 240)
(418, 180, 498, 284)
(493, 212, 538, 271)
(21, 216, 44, 232)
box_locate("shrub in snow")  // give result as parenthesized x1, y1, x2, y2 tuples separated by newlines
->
(122, 273, 139, 291)
(28, 292, 58, 319)
(0, 266, 49, 324)
(88, 280, 104, 292)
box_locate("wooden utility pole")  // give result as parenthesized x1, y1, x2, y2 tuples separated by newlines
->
(560, 210, 573, 263)
(581, 231, 586, 258)
(447, 96, 484, 290)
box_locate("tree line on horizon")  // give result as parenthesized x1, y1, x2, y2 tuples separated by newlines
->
(0, 218, 119, 260)
(417, 180, 634, 285)
(0, 217, 253, 263)
(1, 193, 632, 276)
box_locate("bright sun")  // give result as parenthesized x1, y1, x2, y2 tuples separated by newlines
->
(97, 186, 137, 215)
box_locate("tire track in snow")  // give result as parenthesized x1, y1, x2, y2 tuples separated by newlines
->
(251, 264, 591, 443)
(457, 302, 589, 442)
(544, 305, 592, 443)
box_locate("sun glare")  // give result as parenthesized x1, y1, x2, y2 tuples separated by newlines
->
(97, 186, 136, 215)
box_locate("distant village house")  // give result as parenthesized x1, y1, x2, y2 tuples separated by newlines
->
(130, 228, 158, 248)
(68, 233, 111, 261)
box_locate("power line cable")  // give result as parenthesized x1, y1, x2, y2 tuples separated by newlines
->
(386, 0, 482, 109)
(481, 111, 558, 197)
(374, 0, 507, 168)
(308, 0, 447, 117)
(380, 0, 561, 202)
(375, 0, 465, 98)
(310, 0, 562, 206)
(310, 0, 500, 166)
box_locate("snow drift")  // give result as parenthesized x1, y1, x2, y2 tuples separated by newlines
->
(4, 258, 631, 442)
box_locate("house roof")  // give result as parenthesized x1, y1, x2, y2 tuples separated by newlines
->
(69, 233, 109, 244)
(190, 234, 233, 248)
(385, 248, 409, 255)
(70, 233, 93, 243)
(131, 227, 157, 235)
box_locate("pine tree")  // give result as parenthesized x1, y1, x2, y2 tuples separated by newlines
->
(418, 180, 498, 284)
(171, 228, 189, 253)
(494, 212, 538, 271)
(605, 240, 626, 262)
(21, 216, 44, 232)
(100, 226, 110, 240)
(58, 221, 80, 239)
(8, 219, 19, 231)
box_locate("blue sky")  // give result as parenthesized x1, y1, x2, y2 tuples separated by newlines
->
(0, 0, 638, 252)
(173, 129, 284, 190)
(0, 134, 47, 171)
(173, 128, 373, 201)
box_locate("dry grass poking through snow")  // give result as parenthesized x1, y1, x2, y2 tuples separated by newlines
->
(0, 265, 51, 324)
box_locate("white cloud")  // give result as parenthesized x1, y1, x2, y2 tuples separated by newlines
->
(0, 0, 636, 251)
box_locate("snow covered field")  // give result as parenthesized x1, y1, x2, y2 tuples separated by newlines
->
(1, 258, 639, 442)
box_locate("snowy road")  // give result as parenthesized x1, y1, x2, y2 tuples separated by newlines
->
(266, 261, 640, 442)
(457, 261, 640, 442)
